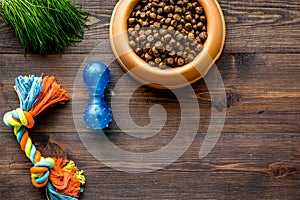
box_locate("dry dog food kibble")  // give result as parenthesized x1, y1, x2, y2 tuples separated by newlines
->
(128, 0, 208, 69)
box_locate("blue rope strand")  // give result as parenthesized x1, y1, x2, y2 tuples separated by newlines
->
(15, 75, 43, 111)
(46, 183, 79, 200)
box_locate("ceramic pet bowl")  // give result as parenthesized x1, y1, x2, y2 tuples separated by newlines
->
(110, 0, 226, 89)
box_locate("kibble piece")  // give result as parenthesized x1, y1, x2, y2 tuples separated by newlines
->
(181, 29, 188, 35)
(135, 48, 143, 55)
(142, 21, 149, 27)
(131, 30, 138, 37)
(159, 62, 167, 69)
(185, 23, 192, 31)
(159, 2, 166, 8)
(147, 35, 154, 42)
(175, 6, 183, 13)
(177, 57, 185, 65)
(145, 53, 152, 61)
(140, 12, 146, 19)
(164, 6, 172, 13)
(134, 24, 141, 30)
(169, 51, 176, 57)
(128, 27, 134, 33)
(188, 32, 194, 39)
(164, 34, 172, 41)
(177, 51, 183, 57)
(186, 3, 192, 10)
(155, 57, 162, 64)
(157, 15, 163, 21)
(200, 15, 206, 22)
(167, 13, 174, 18)
(151, 2, 158, 7)
(168, 26, 175, 31)
(165, 18, 172, 25)
(155, 41, 163, 49)
(196, 36, 202, 44)
(139, 35, 146, 41)
(135, 4, 142, 11)
(175, 33, 183, 41)
(159, 29, 167, 35)
(153, 22, 161, 27)
(139, 30, 146, 36)
(148, 48, 154, 55)
(195, 7, 203, 14)
(177, 0, 183, 6)
(146, 11, 151, 17)
(137, 19, 143, 25)
(199, 32, 208, 40)
(145, 29, 152, 35)
(197, 22, 204, 29)
(187, 54, 195, 62)
(177, 24, 183, 31)
(150, 13, 157, 19)
(173, 14, 181, 21)
(157, 7, 163, 15)
(162, 24, 168, 29)
(148, 61, 156, 66)
(165, 44, 172, 51)
(191, 40, 199, 47)
(180, 18, 185, 24)
(153, 32, 160, 39)
(145, 42, 151, 49)
(190, 50, 197, 56)
(170, 20, 177, 27)
(178, 44, 184, 51)
(185, 46, 191, 52)
(170, 39, 176, 47)
(129, 40, 136, 48)
(185, 14, 192, 22)
(192, 2, 199, 7)
(166, 58, 174, 65)
(135, 10, 141, 17)
(128, 18, 136, 25)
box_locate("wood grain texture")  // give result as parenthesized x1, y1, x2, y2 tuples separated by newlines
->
(0, 0, 299, 199)
(0, 0, 299, 54)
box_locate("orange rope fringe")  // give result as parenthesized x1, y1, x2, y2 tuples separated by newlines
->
(49, 158, 81, 197)
(30, 76, 70, 117)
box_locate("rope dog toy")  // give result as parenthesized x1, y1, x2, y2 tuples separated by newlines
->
(3, 75, 85, 200)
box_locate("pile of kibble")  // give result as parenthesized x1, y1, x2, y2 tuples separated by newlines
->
(127, 0, 208, 69)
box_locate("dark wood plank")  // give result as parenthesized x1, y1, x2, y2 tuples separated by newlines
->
(0, 51, 299, 199)
(0, 0, 299, 199)
(0, 53, 298, 133)
(0, 131, 299, 199)
(0, 0, 299, 54)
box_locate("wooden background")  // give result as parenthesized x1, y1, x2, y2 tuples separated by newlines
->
(0, 0, 299, 199)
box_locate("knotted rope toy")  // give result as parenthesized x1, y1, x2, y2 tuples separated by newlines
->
(3, 75, 85, 200)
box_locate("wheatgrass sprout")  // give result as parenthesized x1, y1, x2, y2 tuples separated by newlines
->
(0, 0, 89, 54)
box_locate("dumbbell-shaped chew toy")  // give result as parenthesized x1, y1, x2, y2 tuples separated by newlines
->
(83, 62, 112, 130)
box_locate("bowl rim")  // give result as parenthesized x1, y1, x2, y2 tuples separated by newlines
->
(110, 0, 226, 89)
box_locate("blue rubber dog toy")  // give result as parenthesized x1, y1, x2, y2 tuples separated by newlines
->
(83, 62, 112, 130)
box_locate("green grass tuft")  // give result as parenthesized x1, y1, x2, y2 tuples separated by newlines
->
(0, 0, 89, 55)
